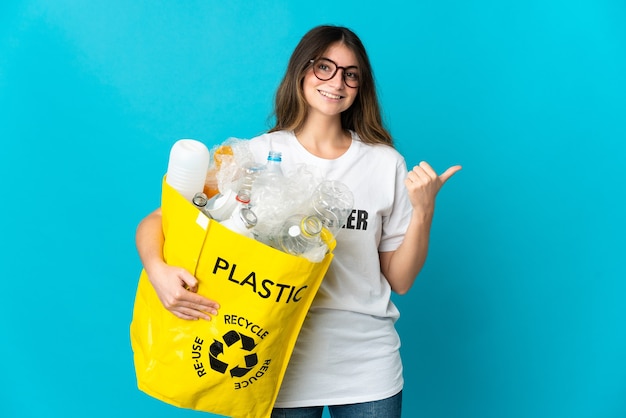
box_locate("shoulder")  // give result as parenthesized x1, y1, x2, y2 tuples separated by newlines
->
(247, 130, 295, 162)
(249, 130, 293, 144)
(249, 130, 293, 149)
(351, 131, 407, 166)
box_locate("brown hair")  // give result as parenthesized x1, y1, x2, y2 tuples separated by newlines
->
(269, 25, 393, 146)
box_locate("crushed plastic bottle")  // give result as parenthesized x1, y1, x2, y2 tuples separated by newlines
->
(204, 144, 233, 198)
(309, 180, 354, 238)
(183, 139, 353, 262)
(237, 162, 266, 199)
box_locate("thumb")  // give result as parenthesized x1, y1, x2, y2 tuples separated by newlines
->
(439, 165, 463, 185)
(179, 269, 199, 292)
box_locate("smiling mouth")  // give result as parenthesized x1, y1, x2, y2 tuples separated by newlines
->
(318, 90, 343, 100)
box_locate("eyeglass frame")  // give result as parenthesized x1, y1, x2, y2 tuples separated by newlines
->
(308, 58, 360, 88)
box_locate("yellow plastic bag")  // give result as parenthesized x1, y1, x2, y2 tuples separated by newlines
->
(130, 179, 335, 418)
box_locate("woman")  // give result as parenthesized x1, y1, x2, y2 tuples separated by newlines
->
(136, 25, 461, 417)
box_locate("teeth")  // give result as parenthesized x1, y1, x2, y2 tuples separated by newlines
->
(319, 90, 341, 100)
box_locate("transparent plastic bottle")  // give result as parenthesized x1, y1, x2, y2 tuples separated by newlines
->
(238, 162, 266, 199)
(309, 180, 354, 238)
(251, 151, 285, 196)
(250, 151, 288, 242)
(273, 215, 326, 260)
(265, 150, 284, 175)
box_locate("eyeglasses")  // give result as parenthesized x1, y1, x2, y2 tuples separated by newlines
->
(309, 58, 360, 88)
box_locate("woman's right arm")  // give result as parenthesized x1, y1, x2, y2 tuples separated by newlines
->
(136, 208, 220, 320)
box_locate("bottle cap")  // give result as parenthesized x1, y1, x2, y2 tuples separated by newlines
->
(192, 192, 208, 207)
(301, 216, 322, 238)
(239, 207, 258, 229)
(236, 189, 251, 204)
(267, 150, 282, 162)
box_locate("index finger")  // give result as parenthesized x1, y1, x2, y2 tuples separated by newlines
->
(183, 290, 220, 311)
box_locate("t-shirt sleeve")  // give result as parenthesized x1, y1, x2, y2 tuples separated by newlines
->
(378, 156, 412, 252)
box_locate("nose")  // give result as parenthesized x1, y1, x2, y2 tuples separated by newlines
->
(328, 69, 346, 89)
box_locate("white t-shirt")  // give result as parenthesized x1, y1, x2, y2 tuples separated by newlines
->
(247, 130, 412, 407)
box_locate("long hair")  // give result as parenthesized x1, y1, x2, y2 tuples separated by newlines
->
(269, 25, 393, 146)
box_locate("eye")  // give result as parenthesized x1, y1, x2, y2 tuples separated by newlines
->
(344, 69, 359, 80)
(318, 63, 331, 72)
(316, 60, 334, 74)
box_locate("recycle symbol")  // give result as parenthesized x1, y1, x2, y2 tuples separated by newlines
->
(209, 330, 258, 378)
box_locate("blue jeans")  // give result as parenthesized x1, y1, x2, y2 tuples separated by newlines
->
(271, 391, 402, 418)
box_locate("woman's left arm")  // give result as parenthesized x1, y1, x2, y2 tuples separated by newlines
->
(380, 161, 462, 294)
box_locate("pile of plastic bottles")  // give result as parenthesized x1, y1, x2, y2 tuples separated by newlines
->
(166, 138, 353, 262)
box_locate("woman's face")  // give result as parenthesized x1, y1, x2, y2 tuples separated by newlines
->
(302, 42, 359, 119)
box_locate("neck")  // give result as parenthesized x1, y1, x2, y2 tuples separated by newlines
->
(295, 114, 351, 159)
(298, 111, 346, 142)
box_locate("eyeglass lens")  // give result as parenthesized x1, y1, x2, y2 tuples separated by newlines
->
(312, 58, 360, 88)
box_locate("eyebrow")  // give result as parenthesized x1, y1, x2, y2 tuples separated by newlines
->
(321, 56, 359, 69)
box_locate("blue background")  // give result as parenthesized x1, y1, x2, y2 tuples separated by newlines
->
(1, 1, 625, 417)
